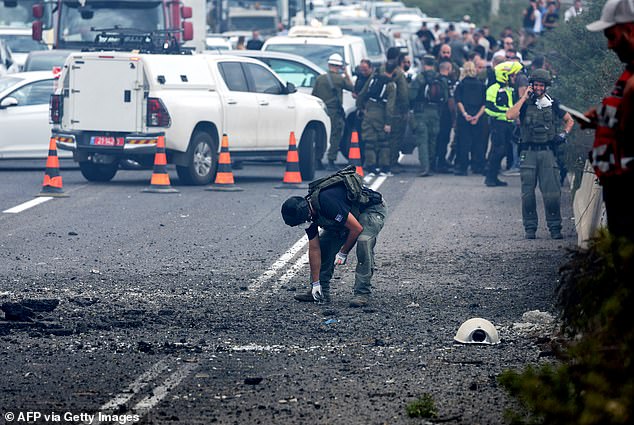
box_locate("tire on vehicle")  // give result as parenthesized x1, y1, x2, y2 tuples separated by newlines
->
(79, 160, 118, 182)
(176, 130, 218, 185)
(298, 124, 322, 181)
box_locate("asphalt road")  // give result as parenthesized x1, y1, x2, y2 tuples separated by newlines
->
(0, 158, 573, 424)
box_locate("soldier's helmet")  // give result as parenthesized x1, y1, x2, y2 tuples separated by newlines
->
(281, 196, 310, 227)
(494, 61, 523, 84)
(529, 68, 552, 86)
(327, 53, 345, 67)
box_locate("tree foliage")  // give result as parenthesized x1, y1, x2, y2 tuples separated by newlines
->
(499, 232, 634, 425)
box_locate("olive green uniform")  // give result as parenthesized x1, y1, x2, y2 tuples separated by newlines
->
(312, 70, 353, 163)
(518, 97, 564, 236)
(356, 74, 397, 171)
(389, 68, 410, 167)
(409, 70, 448, 174)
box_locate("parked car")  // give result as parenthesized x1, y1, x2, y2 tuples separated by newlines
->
(0, 27, 48, 70)
(52, 52, 330, 183)
(0, 71, 71, 159)
(339, 25, 387, 68)
(263, 25, 367, 78)
(23, 50, 75, 72)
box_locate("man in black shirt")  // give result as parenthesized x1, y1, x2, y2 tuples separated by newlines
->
(281, 170, 387, 307)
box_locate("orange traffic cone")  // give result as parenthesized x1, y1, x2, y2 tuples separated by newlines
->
(37, 137, 68, 197)
(143, 135, 179, 193)
(348, 131, 363, 177)
(275, 132, 308, 189)
(207, 134, 243, 192)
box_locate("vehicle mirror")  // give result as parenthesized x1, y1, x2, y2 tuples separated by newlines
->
(32, 20, 43, 41)
(286, 81, 297, 94)
(32, 3, 43, 18)
(79, 6, 94, 19)
(3, 0, 17, 7)
(181, 6, 192, 19)
(182, 22, 193, 41)
(0, 97, 19, 109)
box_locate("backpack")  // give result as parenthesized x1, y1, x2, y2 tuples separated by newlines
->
(307, 166, 382, 224)
(366, 74, 391, 103)
(422, 71, 446, 104)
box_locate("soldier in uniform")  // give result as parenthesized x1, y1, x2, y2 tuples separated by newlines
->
(388, 53, 411, 174)
(356, 60, 398, 175)
(409, 55, 449, 177)
(506, 69, 574, 239)
(311, 53, 354, 171)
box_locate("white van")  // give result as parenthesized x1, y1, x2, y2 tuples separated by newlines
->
(262, 25, 366, 160)
(262, 26, 367, 77)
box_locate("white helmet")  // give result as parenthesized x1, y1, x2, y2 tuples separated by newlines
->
(327, 53, 345, 67)
(454, 318, 500, 345)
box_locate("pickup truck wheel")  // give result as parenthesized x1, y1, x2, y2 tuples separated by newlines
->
(79, 161, 118, 182)
(298, 126, 318, 181)
(176, 131, 217, 185)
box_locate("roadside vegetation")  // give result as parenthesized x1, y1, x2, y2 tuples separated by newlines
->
(403, 1, 634, 422)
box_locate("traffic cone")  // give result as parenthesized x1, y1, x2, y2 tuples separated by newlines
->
(143, 135, 179, 193)
(37, 137, 68, 197)
(275, 131, 308, 189)
(348, 131, 363, 177)
(207, 134, 243, 192)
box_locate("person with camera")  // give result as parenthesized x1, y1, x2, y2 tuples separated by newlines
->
(505, 68, 574, 239)
(312, 53, 354, 171)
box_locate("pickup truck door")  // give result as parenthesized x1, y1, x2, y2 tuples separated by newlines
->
(244, 62, 296, 150)
(217, 61, 258, 149)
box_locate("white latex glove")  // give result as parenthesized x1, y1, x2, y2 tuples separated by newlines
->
(334, 252, 348, 266)
(311, 281, 322, 302)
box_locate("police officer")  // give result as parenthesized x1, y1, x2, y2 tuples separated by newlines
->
(484, 61, 523, 187)
(356, 60, 398, 175)
(409, 55, 449, 177)
(312, 53, 354, 171)
(281, 166, 387, 307)
(506, 69, 574, 239)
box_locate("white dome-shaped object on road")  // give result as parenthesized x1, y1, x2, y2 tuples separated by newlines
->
(454, 318, 500, 345)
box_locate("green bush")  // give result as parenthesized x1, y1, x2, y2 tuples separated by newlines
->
(406, 393, 439, 419)
(499, 232, 634, 425)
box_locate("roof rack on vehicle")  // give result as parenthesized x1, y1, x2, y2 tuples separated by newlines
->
(82, 28, 193, 55)
(288, 25, 343, 38)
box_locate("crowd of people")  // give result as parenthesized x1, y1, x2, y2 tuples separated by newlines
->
(307, 1, 590, 240)
(281, 0, 634, 307)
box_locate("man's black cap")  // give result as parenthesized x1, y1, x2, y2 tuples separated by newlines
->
(281, 196, 310, 227)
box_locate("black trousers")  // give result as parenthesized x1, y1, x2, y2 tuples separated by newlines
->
(435, 105, 453, 168)
(456, 115, 485, 173)
(602, 172, 634, 242)
(486, 120, 514, 181)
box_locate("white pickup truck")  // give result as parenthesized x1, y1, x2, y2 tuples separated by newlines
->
(52, 52, 330, 184)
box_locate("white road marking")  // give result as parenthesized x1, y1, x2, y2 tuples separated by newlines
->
(249, 174, 388, 292)
(3, 197, 52, 214)
(88, 358, 173, 424)
(131, 363, 198, 416)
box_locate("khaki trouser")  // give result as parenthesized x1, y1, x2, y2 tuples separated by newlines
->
(317, 202, 387, 295)
(519, 148, 562, 234)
